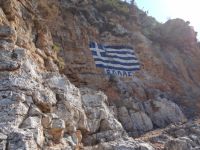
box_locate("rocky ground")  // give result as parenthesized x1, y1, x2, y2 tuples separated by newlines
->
(137, 119, 200, 150)
(0, 0, 200, 149)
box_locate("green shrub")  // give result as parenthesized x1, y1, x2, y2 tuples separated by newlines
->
(102, 0, 130, 14)
(52, 43, 65, 71)
(52, 44, 61, 52)
(56, 56, 65, 71)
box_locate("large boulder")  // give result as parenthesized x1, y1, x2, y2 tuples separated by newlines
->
(7, 130, 38, 150)
(142, 98, 187, 128)
(80, 88, 126, 145)
(118, 106, 153, 137)
(164, 138, 192, 150)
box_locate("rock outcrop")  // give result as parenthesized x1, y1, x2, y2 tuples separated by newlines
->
(141, 98, 187, 128)
(85, 137, 154, 150)
(81, 88, 126, 145)
(138, 119, 200, 150)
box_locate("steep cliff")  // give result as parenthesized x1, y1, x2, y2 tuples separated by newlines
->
(24, 0, 200, 117)
(0, 0, 200, 149)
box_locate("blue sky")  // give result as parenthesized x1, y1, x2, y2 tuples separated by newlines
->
(134, 0, 200, 39)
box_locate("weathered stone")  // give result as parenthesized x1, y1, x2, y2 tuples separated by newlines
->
(100, 117, 123, 131)
(190, 126, 200, 136)
(112, 24, 129, 36)
(118, 106, 153, 136)
(44, 58, 59, 72)
(174, 129, 187, 137)
(0, 99, 28, 128)
(129, 110, 153, 136)
(86, 137, 154, 150)
(20, 116, 44, 147)
(42, 115, 52, 129)
(48, 118, 65, 143)
(30, 127, 45, 148)
(8, 76, 39, 91)
(142, 98, 187, 128)
(51, 118, 65, 129)
(81, 88, 125, 145)
(0, 40, 15, 50)
(32, 89, 57, 113)
(64, 131, 82, 149)
(164, 138, 192, 150)
(0, 8, 9, 25)
(7, 130, 38, 150)
(0, 60, 20, 71)
(0, 133, 7, 150)
(65, 135, 76, 147)
(29, 105, 43, 116)
(0, 25, 16, 43)
(20, 116, 41, 129)
(118, 106, 134, 130)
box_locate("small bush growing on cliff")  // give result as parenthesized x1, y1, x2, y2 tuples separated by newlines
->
(52, 43, 65, 71)
(56, 56, 65, 71)
(99, 0, 130, 15)
(52, 44, 61, 52)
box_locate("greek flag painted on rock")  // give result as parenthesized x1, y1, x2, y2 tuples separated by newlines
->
(89, 42, 140, 77)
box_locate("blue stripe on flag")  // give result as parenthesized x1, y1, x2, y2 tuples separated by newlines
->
(106, 51, 135, 55)
(91, 50, 138, 60)
(104, 45, 133, 49)
(94, 58, 140, 66)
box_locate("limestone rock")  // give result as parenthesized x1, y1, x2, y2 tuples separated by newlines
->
(129, 110, 153, 136)
(118, 106, 153, 137)
(20, 116, 41, 129)
(0, 25, 16, 43)
(42, 115, 52, 129)
(118, 106, 134, 132)
(7, 130, 38, 150)
(86, 137, 154, 150)
(51, 118, 65, 129)
(44, 73, 89, 132)
(20, 116, 44, 147)
(29, 105, 43, 116)
(47, 118, 65, 143)
(0, 60, 20, 71)
(0, 99, 28, 129)
(142, 98, 187, 127)
(44, 73, 82, 109)
(0, 133, 7, 150)
(81, 88, 125, 145)
(164, 138, 192, 150)
(32, 89, 57, 113)
(30, 127, 45, 148)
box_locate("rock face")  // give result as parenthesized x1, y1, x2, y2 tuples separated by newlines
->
(81, 88, 126, 145)
(0, 0, 200, 149)
(141, 98, 187, 128)
(138, 119, 200, 150)
(118, 106, 153, 137)
(44, 0, 200, 118)
(0, 1, 89, 149)
(159, 19, 197, 48)
(85, 137, 154, 150)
